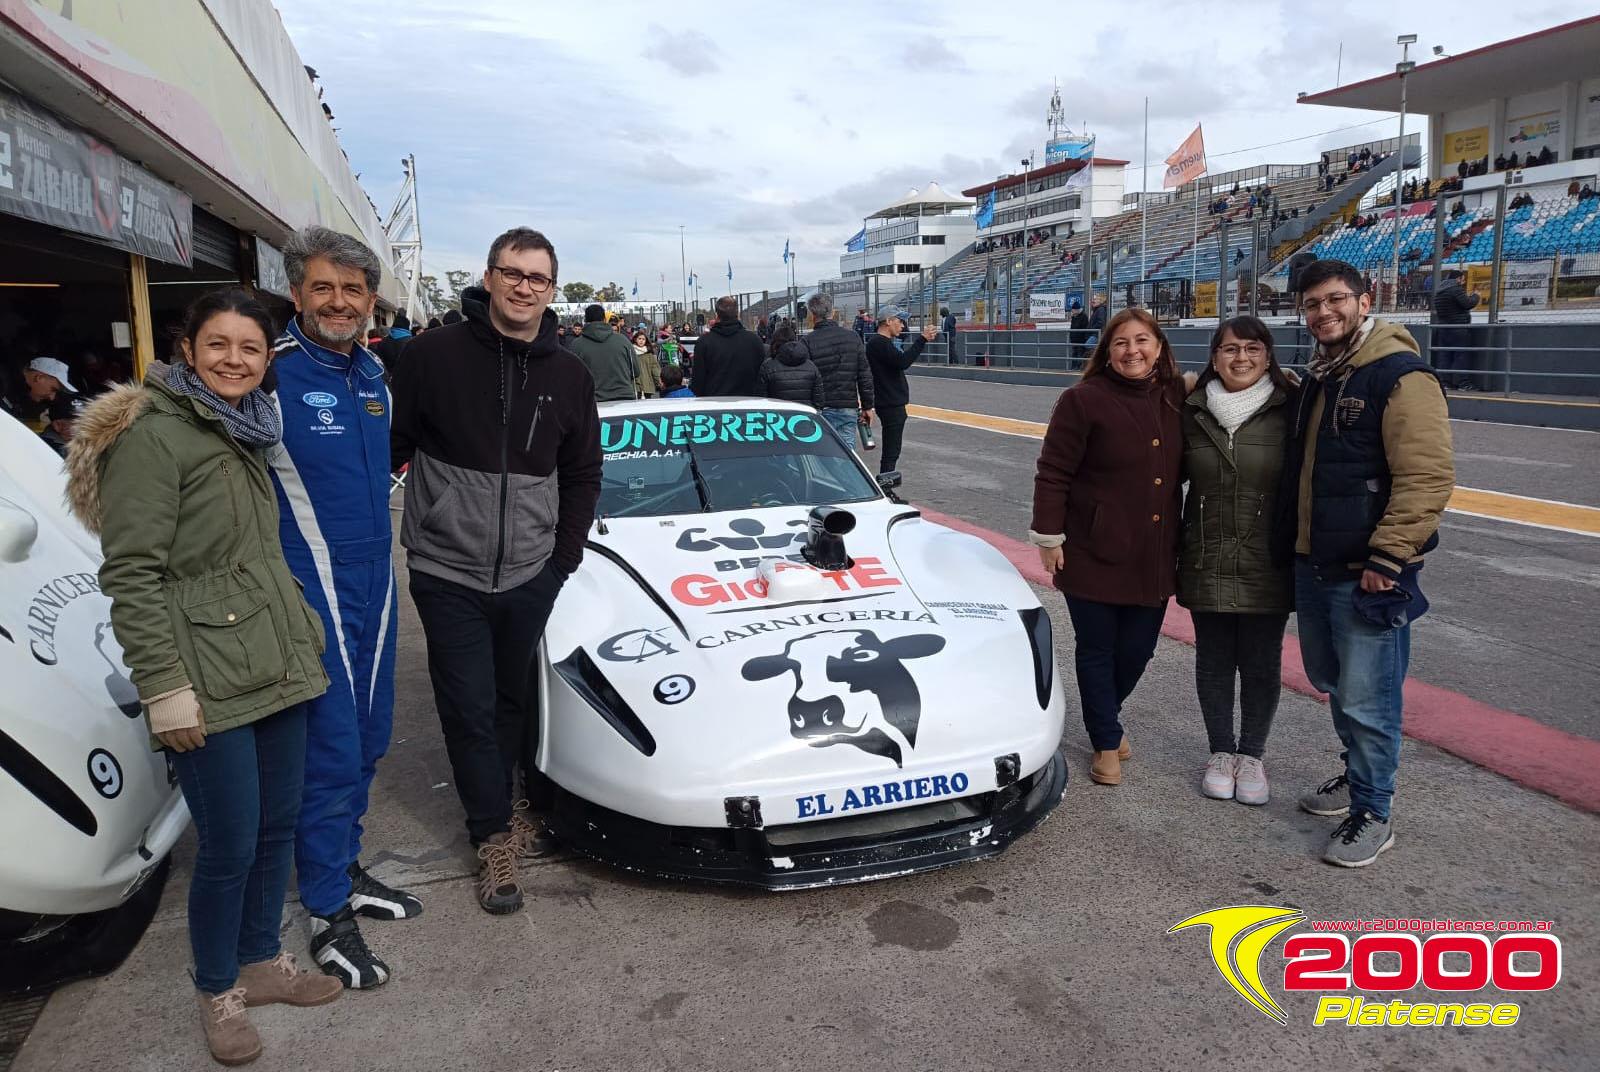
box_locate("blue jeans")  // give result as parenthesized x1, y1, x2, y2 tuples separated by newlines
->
(1294, 559, 1409, 820)
(170, 704, 308, 994)
(822, 407, 859, 449)
(1063, 596, 1165, 752)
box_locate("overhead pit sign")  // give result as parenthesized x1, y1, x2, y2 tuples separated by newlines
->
(0, 88, 193, 266)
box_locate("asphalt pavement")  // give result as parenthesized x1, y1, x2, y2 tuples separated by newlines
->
(13, 384, 1600, 1072)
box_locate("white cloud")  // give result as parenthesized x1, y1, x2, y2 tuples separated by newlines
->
(274, 0, 1597, 293)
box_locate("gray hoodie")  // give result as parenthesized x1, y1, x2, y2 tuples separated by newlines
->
(568, 322, 638, 402)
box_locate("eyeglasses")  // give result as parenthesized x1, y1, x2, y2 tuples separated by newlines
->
(1301, 292, 1358, 314)
(1217, 343, 1268, 359)
(489, 265, 555, 293)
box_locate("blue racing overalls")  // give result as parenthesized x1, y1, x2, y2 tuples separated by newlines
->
(266, 318, 397, 917)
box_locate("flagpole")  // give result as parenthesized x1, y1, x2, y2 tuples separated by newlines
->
(679, 225, 688, 318)
(1140, 96, 1148, 284)
(1085, 121, 1095, 303)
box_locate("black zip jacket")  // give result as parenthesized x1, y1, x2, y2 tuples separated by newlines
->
(391, 288, 601, 590)
(758, 341, 826, 408)
(865, 331, 926, 408)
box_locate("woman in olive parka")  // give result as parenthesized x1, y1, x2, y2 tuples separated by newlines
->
(67, 289, 336, 1065)
(1177, 315, 1296, 808)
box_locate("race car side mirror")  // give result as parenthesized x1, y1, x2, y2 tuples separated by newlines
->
(802, 506, 855, 572)
(0, 497, 40, 562)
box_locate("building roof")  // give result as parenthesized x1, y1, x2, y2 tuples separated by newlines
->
(962, 157, 1129, 199)
(868, 181, 975, 219)
(1298, 15, 1600, 113)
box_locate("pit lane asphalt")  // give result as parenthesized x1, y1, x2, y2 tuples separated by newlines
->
(15, 421, 1600, 1071)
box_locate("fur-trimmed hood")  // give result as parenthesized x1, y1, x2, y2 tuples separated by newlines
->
(64, 380, 155, 535)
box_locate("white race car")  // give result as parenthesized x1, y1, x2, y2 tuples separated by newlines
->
(539, 398, 1067, 889)
(0, 409, 187, 990)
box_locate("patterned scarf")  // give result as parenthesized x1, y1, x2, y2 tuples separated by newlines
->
(1305, 317, 1374, 381)
(166, 362, 282, 449)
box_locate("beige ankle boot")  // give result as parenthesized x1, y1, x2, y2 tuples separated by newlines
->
(197, 987, 262, 1066)
(1090, 750, 1122, 785)
(1117, 734, 1132, 761)
(238, 951, 343, 1007)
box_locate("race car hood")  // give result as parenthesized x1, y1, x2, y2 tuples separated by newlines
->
(542, 500, 1063, 829)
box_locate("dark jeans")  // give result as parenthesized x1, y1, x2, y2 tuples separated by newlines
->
(878, 405, 907, 473)
(1433, 326, 1472, 387)
(1191, 611, 1289, 758)
(409, 564, 563, 844)
(170, 703, 308, 994)
(1063, 596, 1165, 752)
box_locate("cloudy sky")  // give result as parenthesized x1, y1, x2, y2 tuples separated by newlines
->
(275, 0, 1589, 298)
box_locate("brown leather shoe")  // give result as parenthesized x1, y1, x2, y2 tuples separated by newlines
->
(476, 832, 524, 914)
(238, 952, 343, 1008)
(1117, 734, 1132, 761)
(197, 988, 262, 1066)
(1090, 750, 1123, 786)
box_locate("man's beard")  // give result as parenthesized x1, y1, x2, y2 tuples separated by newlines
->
(308, 310, 363, 345)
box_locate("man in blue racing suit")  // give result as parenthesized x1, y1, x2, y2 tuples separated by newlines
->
(267, 227, 420, 989)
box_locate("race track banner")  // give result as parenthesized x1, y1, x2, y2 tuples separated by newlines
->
(0, 88, 192, 266)
(1502, 260, 1552, 310)
(1030, 293, 1067, 321)
(1443, 126, 1489, 165)
(1465, 265, 1494, 306)
(1194, 281, 1217, 319)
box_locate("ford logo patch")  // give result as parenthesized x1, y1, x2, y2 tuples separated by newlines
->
(302, 391, 338, 408)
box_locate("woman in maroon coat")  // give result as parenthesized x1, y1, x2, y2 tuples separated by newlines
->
(1030, 308, 1185, 786)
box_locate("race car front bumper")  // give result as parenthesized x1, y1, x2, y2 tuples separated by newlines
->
(546, 749, 1068, 890)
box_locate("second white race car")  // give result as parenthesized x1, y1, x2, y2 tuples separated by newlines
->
(537, 397, 1067, 889)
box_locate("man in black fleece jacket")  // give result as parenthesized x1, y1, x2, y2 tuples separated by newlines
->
(864, 306, 937, 475)
(690, 295, 765, 396)
(391, 227, 601, 916)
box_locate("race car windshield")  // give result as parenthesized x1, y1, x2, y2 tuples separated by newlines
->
(597, 408, 880, 517)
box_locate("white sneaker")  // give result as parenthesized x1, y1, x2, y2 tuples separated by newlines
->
(1202, 752, 1236, 800)
(1234, 755, 1270, 806)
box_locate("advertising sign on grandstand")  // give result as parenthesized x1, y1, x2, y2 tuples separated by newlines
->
(1505, 111, 1561, 150)
(1502, 260, 1553, 309)
(1466, 266, 1494, 307)
(1553, 254, 1600, 310)
(1029, 293, 1068, 321)
(1443, 127, 1490, 165)
(1046, 136, 1095, 164)
(1164, 125, 1207, 189)
(1194, 281, 1218, 319)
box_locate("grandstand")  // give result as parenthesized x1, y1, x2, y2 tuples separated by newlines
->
(894, 137, 1416, 318)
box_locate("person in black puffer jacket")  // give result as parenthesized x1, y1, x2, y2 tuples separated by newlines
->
(798, 290, 873, 447)
(759, 339, 825, 409)
(691, 296, 765, 396)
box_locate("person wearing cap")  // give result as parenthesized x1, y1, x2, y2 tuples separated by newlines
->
(864, 307, 937, 478)
(1430, 269, 1478, 390)
(1069, 300, 1090, 368)
(3, 357, 77, 432)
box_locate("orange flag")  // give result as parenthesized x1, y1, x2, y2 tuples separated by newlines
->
(1164, 125, 1207, 189)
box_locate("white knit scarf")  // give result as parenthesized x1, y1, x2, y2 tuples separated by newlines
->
(1203, 374, 1275, 446)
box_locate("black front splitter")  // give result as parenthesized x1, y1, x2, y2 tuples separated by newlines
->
(545, 750, 1067, 891)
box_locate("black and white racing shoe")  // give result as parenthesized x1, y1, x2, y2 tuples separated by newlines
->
(309, 906, 391, 989)
(347, 861, 424, 920)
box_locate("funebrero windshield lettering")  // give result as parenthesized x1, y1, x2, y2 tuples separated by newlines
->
(601, 410, 823, 452)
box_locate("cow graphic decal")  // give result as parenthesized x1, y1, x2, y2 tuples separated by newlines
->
(741, 629, 945, 767)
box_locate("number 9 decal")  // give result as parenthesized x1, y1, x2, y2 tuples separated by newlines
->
(653, 674, 695, 705)
(88, 749, 123, 799)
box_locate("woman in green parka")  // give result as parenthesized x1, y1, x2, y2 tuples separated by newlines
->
(1177, 315, 1296, 808)
(66, 289, 338, 1066)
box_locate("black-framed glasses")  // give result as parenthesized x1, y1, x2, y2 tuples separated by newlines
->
(1301, 292, 1358, 314)
(489, 265, 555, 293)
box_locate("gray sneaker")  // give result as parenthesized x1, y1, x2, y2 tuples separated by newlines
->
(1299, 772, 1351, 816)
(1322, 811, 1395, 868)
